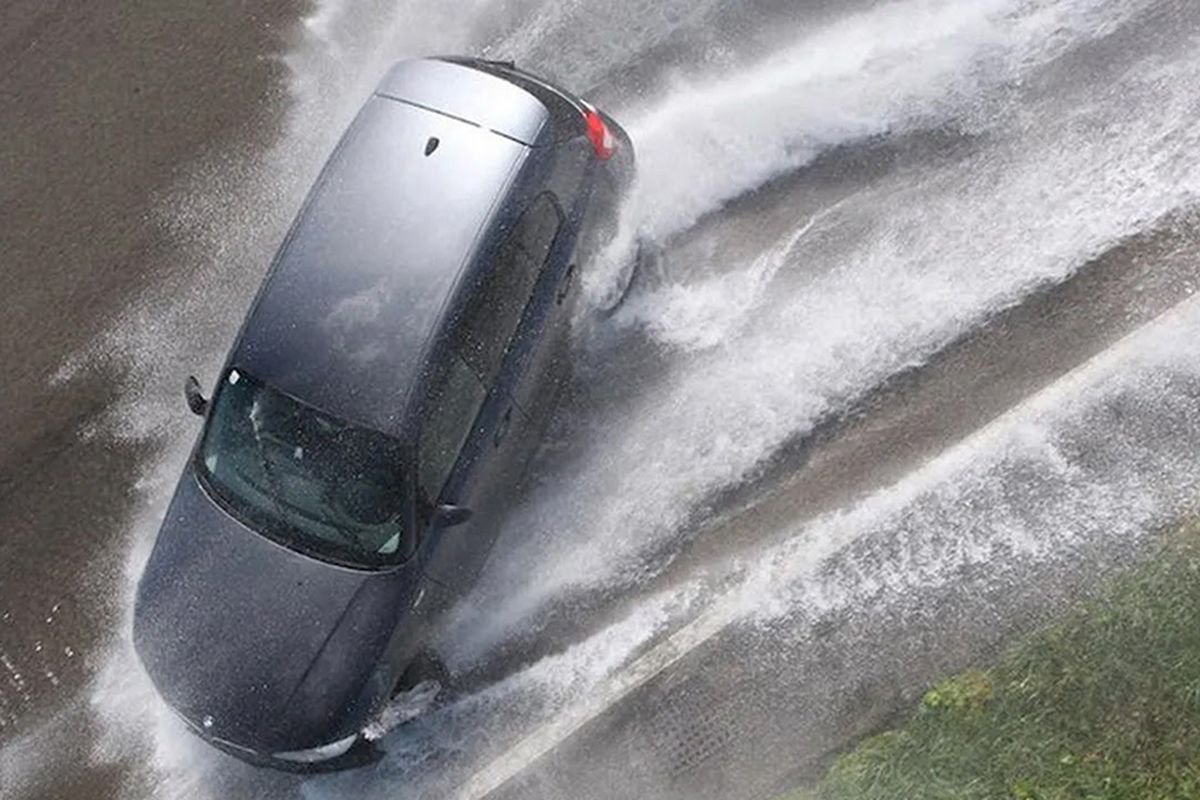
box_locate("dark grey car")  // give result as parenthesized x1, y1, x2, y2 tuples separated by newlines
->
(132, 56, 634, 770)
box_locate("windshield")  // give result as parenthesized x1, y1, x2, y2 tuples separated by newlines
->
(197, 368, 412, 567)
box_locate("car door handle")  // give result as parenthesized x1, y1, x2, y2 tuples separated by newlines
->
(494, 406, 512, 447)
(556, 263, 576, 305)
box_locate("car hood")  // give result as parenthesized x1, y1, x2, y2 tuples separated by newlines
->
(133, 465, 416, 751)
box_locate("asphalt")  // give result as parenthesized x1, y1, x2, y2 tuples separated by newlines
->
(0, 2, 301, 796)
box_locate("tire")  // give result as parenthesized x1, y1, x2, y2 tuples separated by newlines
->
(392, 650, 452, 700)
(600, 235, 665, 317)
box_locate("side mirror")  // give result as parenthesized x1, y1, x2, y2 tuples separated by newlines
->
(184, 376, 209, 417)
(435, 504, 473, 528)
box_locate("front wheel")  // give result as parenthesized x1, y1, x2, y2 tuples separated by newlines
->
(392, 650, 451, 701)
(367, 651, 450, 735)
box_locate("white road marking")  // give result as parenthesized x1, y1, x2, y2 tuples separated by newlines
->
(454, 289, 1200, 800)
(454, 601, 734, 800)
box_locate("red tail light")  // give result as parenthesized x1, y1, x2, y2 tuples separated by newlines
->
(583, 105, 616, 160)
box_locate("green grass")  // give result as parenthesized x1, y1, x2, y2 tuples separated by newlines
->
(786, 521, 1200, 800)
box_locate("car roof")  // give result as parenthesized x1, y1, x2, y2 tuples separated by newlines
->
(376, 58, 556, 145)
(232, 75, 537, 435)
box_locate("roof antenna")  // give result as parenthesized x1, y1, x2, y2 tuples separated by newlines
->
(425, 137, 440, 156)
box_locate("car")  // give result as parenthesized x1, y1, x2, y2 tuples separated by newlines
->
(132, 56, 635, 771)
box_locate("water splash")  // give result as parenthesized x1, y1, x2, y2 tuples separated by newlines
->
(447, 0, 1200, 657)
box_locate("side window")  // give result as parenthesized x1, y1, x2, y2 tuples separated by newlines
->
(418, 354, 487, 502)
(417, 196, 563, 504)
(458, 194, 563, 386)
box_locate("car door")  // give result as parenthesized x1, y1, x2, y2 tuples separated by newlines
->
(415, 198, 559, 592)
(415, 349, 520, 592)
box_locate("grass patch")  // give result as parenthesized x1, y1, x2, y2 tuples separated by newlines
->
(786, 521, 1200, 800)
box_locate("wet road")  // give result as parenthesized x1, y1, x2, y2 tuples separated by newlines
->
(1, 2, 300, 795)
(4, 2, 1200, 799)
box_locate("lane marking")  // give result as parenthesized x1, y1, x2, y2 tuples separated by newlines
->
(454, 602, 733, 800)
(454, 289, 1200, 800)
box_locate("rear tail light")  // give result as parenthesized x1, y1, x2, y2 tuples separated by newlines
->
(583, 104, 616, 160)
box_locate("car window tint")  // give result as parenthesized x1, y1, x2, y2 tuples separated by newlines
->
(458, 193, 562, 385)
(419, 354, 487, 501)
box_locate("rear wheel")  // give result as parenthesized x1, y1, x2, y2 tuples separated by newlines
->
(630, 235, 667, 294)
(599, 235, 665, 316)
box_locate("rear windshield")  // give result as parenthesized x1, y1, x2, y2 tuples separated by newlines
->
(197, 368, 412, 568)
